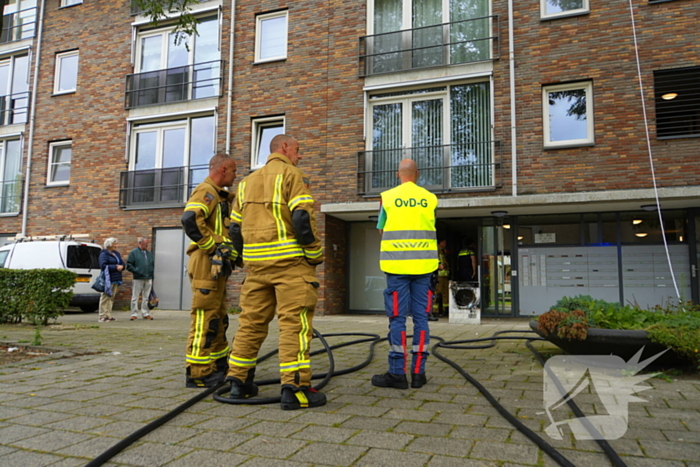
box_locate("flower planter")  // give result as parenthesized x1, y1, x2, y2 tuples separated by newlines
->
(528, 320, 690, 369)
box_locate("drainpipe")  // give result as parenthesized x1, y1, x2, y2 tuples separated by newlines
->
(225, 0, 236, 154)
(21, 0, 46, 236)
(508, 0, 517, 197)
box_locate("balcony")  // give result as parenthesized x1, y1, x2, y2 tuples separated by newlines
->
(0, 92, 29, 126)
(0, 5, 36, 44)
(125, 60, 223, 109)
(359, 15, 499, 77)
(357, 141, 501, 195)
(0, 178, 21, 214)
(119, 164, 208, 208)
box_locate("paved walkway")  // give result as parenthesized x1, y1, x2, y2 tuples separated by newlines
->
(0, 310, 697, 467)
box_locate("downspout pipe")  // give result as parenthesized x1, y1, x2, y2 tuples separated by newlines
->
(225, 0, 236, 154)
(508, 0, 517, 197)
(21, 0, 46, 236)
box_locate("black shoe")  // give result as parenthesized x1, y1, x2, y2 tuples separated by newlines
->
(227, 376, 259, 399)
(411, 373, 427, 388)
(185, 370, 225, 388)
(280, 385, 327, 410)
(428, 314, 439, 321)
(371, 372, 408, 389)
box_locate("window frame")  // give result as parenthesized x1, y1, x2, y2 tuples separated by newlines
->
(542, 81, 594, 149)
(47, 141, 72, 187)
(60, 0, 82, 7)
(0, 137, 23, 214)
(654, 66, 700, 140)
(251, 116, 285, 169)
(53, 50, 79, 95)
(540, 0, 590, 20)
(254, 10, 288, 63)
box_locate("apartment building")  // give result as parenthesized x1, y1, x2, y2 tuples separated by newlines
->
(0, 0, 698, 316)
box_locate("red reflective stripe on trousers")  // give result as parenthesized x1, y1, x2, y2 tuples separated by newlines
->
(426, 290, 433, 314)
(414, 330, 426, 373)
(392, 290, 399, 317)
(401, 331, 407, 374)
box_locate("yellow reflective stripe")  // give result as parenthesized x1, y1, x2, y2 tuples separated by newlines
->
(199, 237, 215, 250)
(230, 210, 242, 222)
(303, 247, 322, 259)
(280, 360, 311, 372)
(237, 181, 245, 210)
(245, 239, 301, 249)
(243, 248, 304, 262)
(189, 309, 206, 362)
(185, 202, 210, 217)
(228, 354, 257, 368)
(273, 174, 286, 240)
(210, 347, 230, 360)
(288, 195, 314, 211)
(295, 390, 309, 407)
(298, 307, 309, 364)
(215, 204, 222, 236)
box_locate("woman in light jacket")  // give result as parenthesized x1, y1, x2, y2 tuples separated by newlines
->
(98, 237, 124, 322)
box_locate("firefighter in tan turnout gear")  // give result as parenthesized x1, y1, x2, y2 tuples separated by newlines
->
(225, 134, 326, 410)
(181, 153, 238, 388)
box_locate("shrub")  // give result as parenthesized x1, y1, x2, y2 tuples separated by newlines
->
(0, 268, 75, 325)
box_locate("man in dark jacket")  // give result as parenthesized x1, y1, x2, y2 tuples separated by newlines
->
(126, 237, 155, 321)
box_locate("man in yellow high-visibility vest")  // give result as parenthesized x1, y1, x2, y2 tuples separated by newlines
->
(372, 159, 438, 390)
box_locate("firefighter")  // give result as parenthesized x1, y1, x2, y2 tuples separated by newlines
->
(181, 153, 238, 388)
(226, 134, 326, 410)
(431, 238, 449, 319)
(372, 158, 438, 390)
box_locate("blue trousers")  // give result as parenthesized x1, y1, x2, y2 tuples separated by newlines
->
(383, 273, 433, 375)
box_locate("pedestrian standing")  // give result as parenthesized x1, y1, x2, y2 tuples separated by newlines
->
(226, 134, 326, 410)
(181, 153, 238, 388)
(98, 237, 124, 323)
(126, 237, 155, 321)
(372, 159, 438, 390)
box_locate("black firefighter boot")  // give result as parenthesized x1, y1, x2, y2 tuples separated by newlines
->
(280, 384, 327, 410)
(371, 372, 409, 389)
(227, 368, 259, 399)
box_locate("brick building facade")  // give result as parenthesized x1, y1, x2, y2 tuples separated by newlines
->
(0, 0, 698, 316)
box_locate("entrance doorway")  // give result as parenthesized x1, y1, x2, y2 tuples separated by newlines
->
(153, 228, 191, 310)
(481, 216, 513, 317)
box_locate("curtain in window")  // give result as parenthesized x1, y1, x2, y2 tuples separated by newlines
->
(451, 82, 491, 188)
(412, 0, 443, 69)
(372, 102, 403, 190)
(412, 98, 443, 187)
(450, 0, 489, 65)
(372, 0, 402, 74)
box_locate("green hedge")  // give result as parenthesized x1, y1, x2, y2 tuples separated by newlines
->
(0, 268, 76, 325)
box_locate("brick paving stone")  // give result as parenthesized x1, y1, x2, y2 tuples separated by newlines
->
(339, 415, 400, 431)
(0, 450, 68, 467)
(0, 424, 49, 443)
(381, 408, 435, 422)
(233, 435, 308, 458)
(291, 411, 353, 426)
(179, 431, 254, 450)
(639, 439, 700, 461)
(238, 457, 312, 467)
(110, 442, 194, 466)
(470, 441, 539, 464)
(290, 425, 357, 443)
(8, 410, 73, 426)
(140, 425, 200, 444)
(345, 430, 414, 449)
(337, 404, 392, 417)
(11, 430, 94, 452)
(542, 449, 613, 467)
(160, 449, 251, 467)
(88, 420, 148, 437)
(288, 441, 367, 465)
(240, 420, 305, 437)
(663, 430, 700, 443)
(353, 447, 431, 467)
(393, 420, 452, 437)
(449, 426, 510, 442)
(331, 394, 379, 405)
(375, 397, 424, 410)
(406, 436, 474, 457)
(428, 457, 498, 467)
(189, 415, 257, 432)
(620, 457, 685, 467)
(54, 436, 127, 458)
(48, 458, 87, 467)
(433, 412, 488, 426)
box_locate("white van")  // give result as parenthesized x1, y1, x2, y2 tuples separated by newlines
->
(0, 237, 103, 312)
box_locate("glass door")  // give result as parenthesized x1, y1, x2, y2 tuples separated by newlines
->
(481, 216, 513, 316)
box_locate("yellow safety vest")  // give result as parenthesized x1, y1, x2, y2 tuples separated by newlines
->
(379, 182, 438, 275)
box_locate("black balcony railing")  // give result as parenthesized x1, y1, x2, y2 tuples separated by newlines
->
(0, 92, 29, 126)
(119, 164, 209, 208)
(125, 60, 224, 109)
(357, 142, 501, 195)
(0, 178, 22, 214)
(0, 5, 36, 44)
(359, 15, 499, 77)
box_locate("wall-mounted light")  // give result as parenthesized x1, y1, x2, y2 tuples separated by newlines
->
(680, 235, 684, 242)
(662, 93, 678, 100)
(503, 224, 511, 229)
(641, 204, 658, 212)
(517, 236, 524, 240)
(491, 211, 508, 217)
(632, 219, 643, 225)
(635, 232, 648, 238)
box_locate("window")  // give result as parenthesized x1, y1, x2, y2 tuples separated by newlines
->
(0, 54, 29, 125)
(54, 51, 78, 94)
(1, 0, 36, 43)
(255, 11, 288, 63)
(365, 0, 491, 75)
(61, 0, 82, 6)
(654, 66, 700, 139)
(0, 138, 21, 214)
(366, 81, 492, 192)
(540, 0, 589, 20)
(128, 16, 220, 108)
(47, 141, 71, 186)
(251, 117, 284, 169)
(542, 81, 594, 148)
(124, 115, 215, 205)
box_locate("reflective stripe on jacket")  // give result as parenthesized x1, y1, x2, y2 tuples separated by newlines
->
(379, 181, 438, 275)
(182, 176, 234, 255)
(231, 153, 323, 273)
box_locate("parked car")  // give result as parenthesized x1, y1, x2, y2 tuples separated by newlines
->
(0, 237, 102, 312)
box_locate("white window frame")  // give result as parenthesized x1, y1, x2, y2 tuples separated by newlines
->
(367, 0, 491, 34)
(255, 10, 288, 63)
(54, 50, 79, 95)
(251, 116, 285, 169)
(60, 0, 82, 6)
(542, 81, 594, 148)
(130, 119, 189, 170)
(47, 141, 72, 187)
(0, 137, 23, 214)
(540, 0, 589, 20)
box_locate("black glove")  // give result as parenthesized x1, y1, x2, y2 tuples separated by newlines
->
(211, 242, 237, 279)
